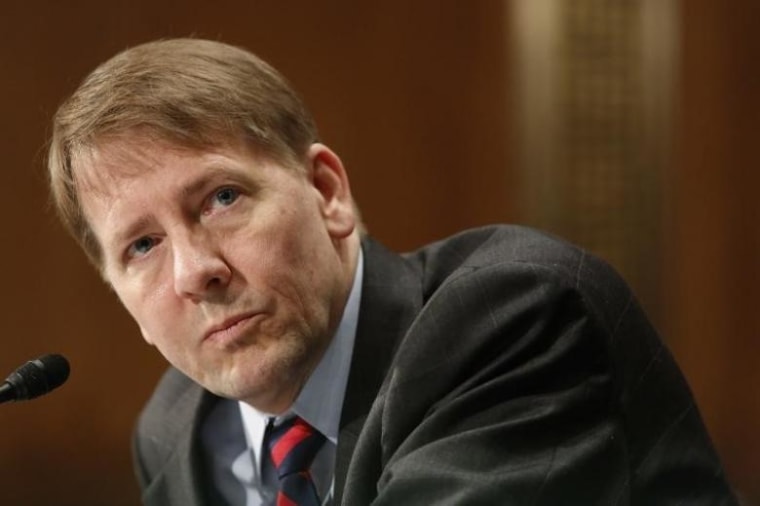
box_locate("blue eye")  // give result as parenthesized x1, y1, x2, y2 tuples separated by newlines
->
(213, 187, 239, 207)
(129, 237, 155, 257)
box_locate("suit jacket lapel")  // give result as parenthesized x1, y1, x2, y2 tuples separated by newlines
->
(141, 387, 219, 506)
(334, 238, 423, 503)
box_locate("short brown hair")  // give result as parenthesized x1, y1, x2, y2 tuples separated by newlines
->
(48, 38, 319, 266)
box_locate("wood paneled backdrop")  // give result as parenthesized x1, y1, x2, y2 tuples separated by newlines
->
(0, 1, 756, 504)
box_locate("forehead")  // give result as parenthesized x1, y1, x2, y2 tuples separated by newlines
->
(74, 135, 202, 193)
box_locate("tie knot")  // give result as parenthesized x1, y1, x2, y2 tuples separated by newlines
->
(267, 416, 326, 478)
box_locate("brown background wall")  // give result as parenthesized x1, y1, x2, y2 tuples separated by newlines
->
(0, 1, 756, 505)
(669, 1, 760, 502)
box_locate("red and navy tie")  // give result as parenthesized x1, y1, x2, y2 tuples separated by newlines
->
(266, 416, 326, 506)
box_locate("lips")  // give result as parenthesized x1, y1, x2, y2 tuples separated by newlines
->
(203, 312, 261, 343)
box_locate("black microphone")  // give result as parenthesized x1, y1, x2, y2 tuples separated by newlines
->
(0, 354, 70, 404)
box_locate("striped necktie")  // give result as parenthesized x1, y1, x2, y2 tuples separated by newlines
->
(266, 416, 326, 506)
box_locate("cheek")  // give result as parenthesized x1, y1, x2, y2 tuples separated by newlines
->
(111, 277, 174, 345)
(234, 210, 316, 275)
(235, 222, 332, 318)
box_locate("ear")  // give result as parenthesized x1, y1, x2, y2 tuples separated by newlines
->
(306, 143, 356, 239)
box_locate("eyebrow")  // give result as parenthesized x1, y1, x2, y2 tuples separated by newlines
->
(178, 166, 229, 199)
(110, 215, 154, 250)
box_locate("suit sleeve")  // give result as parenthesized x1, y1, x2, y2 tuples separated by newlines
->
(360, 259, 735, 505)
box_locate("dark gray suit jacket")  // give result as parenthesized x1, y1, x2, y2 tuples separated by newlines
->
(133, 225, 738, 505)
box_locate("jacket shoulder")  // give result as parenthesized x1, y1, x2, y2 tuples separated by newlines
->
(408, 225, 610, 297)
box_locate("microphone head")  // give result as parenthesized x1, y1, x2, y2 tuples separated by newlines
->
(5, 354, 70, 401)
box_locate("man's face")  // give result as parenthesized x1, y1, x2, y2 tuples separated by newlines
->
(78, 136, 358, 413)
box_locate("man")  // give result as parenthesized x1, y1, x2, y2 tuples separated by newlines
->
(48, 38, 737, 505)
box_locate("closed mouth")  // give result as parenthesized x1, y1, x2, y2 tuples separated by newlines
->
(204, 312, 261, 342)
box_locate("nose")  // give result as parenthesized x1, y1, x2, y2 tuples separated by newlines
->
(172, 232, 232, 300)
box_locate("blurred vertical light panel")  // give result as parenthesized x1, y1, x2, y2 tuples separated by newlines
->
(510, 0, 679, 323)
